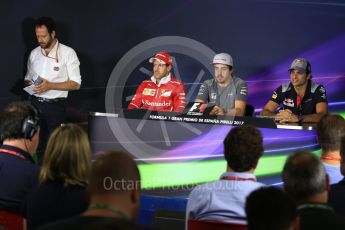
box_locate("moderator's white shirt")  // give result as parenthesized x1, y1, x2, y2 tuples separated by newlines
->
(25, 40, 81, 99)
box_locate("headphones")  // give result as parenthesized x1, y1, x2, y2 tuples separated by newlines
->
(21, 103, 40, 139)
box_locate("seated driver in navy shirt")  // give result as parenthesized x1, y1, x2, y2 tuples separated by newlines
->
(261, 58, 328, 123)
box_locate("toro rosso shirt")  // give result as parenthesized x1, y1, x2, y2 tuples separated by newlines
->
(270, 79, 327, 115)
(128, 74, 186, 112)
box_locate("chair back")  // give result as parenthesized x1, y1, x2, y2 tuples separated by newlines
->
(151, 209, 185, 230)
(0, 209, 24, 230)
(188, 219, 247, 230)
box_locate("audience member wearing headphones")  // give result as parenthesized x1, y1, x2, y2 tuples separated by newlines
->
(0, 101, 40, 215)
(260, 58, 328, 123)
(25, 124, 91, 229)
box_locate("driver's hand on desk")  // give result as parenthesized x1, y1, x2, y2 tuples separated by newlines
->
(275, 109, 299, 123)
(209, 105, 226, 116)
(34, 79, 51, 94)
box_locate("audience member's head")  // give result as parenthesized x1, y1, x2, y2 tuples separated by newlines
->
(282, 151, 328, 203)
(246, 186, 298, 230)
(317, 114, 345, 153)
(0, 101, 40, 154)
(223, 126, 264, 172)
(39, 123, 91, 186)
(87, 151, 141, 221)
(340, 136, 345, 176)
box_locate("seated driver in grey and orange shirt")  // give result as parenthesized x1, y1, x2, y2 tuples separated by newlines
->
(128, 51, 186, 112)
(195, 53, 247, 116)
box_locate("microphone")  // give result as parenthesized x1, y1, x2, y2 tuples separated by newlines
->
(296, 96, 302, 116)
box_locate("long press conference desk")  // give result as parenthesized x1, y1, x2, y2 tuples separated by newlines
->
(88, 110, 319, 188)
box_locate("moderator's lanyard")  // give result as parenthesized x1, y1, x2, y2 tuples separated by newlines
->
(41, 41, 59, 63)
(0, 148, 26, 160)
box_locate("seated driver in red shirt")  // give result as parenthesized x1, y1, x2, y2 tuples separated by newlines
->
(128, 51, 186, 112)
